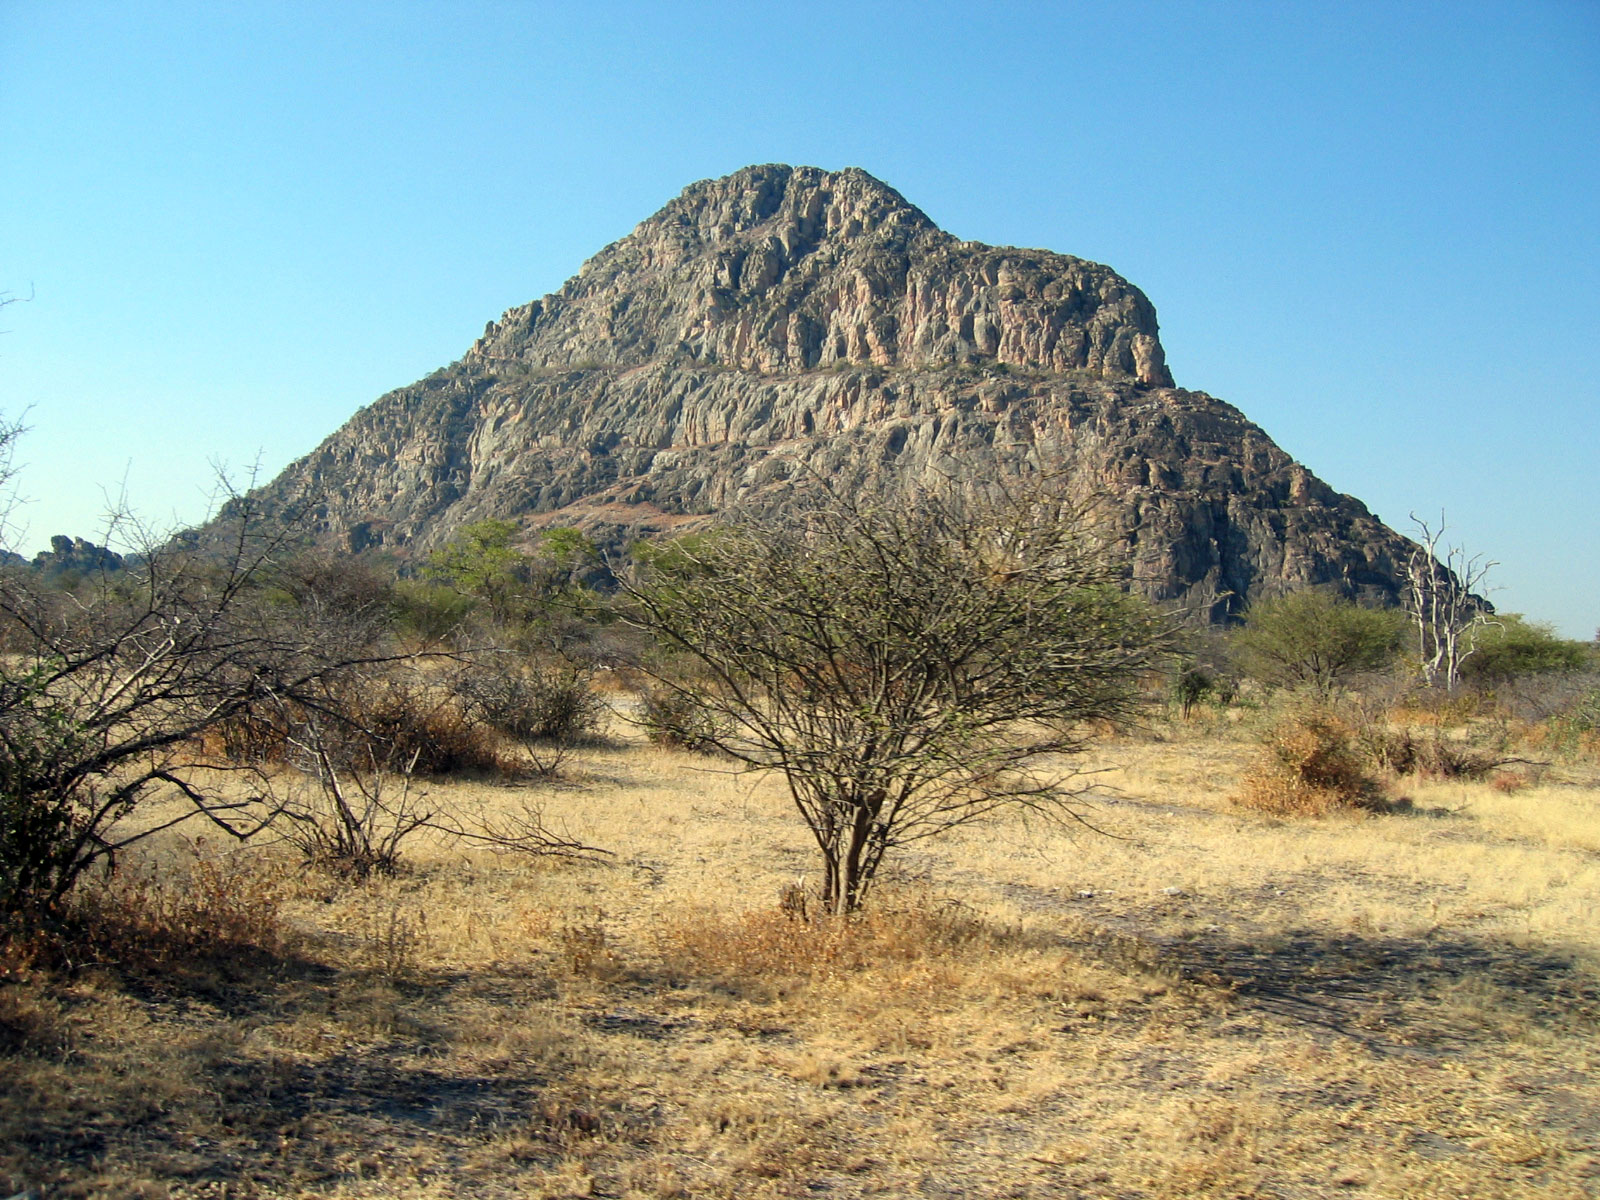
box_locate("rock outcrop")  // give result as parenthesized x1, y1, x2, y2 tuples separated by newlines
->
(248, 164, 1418, 617)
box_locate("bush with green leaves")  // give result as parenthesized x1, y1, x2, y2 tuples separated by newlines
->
(424, 520, 605, 632)
(0, 668, 94, 916)
(1229, 590, 1404, 697)
(1460, 615, 1589, 685)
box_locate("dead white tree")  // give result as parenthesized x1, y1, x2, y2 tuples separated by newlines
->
(1404, 513, 1496, 690)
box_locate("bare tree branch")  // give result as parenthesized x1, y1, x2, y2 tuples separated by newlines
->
(619, 475, 1171, 914)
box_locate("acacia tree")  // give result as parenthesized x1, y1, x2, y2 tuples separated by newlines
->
(620, 482, 1169, 915)
(423, 519, 531, 623)
(1405, 513, 1496, 690)
(1228, 590, 1405, 698)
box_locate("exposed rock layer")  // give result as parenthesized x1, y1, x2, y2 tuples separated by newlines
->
(252, 164, 1416, 615)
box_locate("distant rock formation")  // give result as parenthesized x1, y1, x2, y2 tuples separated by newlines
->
(30, 535, 125, 578)
(246, 164, 1419, 617)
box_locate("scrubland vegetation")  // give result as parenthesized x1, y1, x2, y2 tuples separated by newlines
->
(2, 463, 1598, 1198)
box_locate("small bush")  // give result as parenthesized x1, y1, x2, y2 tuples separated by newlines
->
(639, 686, 728, 753)
(309, 676, 511, 778)
(456, 659, 607, 746)
(1359, 725, 1497, 780)
(199, 704, 291, 764)
(1234, 708, 1386, 816)
(201, 674, 513, 777)
(274, 737, 434, 880)
(1489, 771, 1529, 794)
(1360, 726, 1419, 775)
(1529, 687, 1600, 761)
(1462, 615, 1590, 685)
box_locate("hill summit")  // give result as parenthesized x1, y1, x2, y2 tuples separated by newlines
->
(253, 164, 1415, 617)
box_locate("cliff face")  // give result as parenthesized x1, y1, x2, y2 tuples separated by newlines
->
(255, 164, 1415, 616)
(471, 164, 1171, 385)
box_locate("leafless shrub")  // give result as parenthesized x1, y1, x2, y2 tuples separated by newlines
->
(272, 720, 433, 879)
(1489, 771, 1529, 794)
(264, 714, 605, 878)
(0, 482, 413, 921)
(638, 683, 729, 754)
(453, 656, 607, 775)
(1360, 723, 1506, 781)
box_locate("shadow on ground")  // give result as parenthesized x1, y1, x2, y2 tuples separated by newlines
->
(1, 941, 584, 1199)
(1076, 920, 1600, 1051)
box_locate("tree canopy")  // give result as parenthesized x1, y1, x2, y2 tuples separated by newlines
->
(621, 482, 1170, 914)
(1229, 590, 1404, 697)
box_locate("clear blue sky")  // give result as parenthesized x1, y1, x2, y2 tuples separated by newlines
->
(2, 1, 1596, 635)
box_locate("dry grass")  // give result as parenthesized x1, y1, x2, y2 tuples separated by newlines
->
(3, 711, 1598, 1198)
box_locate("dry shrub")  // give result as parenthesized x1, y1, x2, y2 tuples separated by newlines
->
(1524, 686, 1600, 761)
(1489, 771, 1528, 794)
(557, 912, 617, 977)
(316, 677, 512, 776)
(653, 895, 996, 985)
(1234, 708, 1386, 816)
(18, 846, 291, 976)
(197, 704, 291, 764)
(639, 685, 728, 754)
(455, 659, 607, 744)
(273, 740, 434, 880)
(1360, 725, 1498, 780)
(199, 675, 513, 777)
(453, 658, 608, 776)
(0, 983, 67, 1056)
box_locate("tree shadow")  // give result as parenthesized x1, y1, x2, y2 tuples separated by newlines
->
(1125, 924, 1600, 1051)
(0, 935, 603, 1197)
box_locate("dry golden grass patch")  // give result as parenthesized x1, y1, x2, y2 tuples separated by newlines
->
(2, 713, 1598, 1197)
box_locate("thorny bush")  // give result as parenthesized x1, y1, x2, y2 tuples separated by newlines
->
(0, 502, 406, 920)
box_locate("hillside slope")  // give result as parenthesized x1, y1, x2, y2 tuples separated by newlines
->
(252, 164, 1414, 615)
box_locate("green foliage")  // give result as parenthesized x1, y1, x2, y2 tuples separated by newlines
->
(1230, 590, 1404, 697)
(0, 666, 92, 917)
(1461, 615, 1590, 684)
(424, 521, 607, 632)
(1171, 665, 1232, 717)
(424, 519, 531, 621)
(537, 527, 599, 572)
(392, 579, 477, 646)
(629, 530, 737, 578)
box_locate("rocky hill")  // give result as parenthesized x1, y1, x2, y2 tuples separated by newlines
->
(249, 164, 1418, 617)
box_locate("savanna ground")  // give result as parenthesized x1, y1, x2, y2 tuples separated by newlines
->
(3, 705, 1597, 1199)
